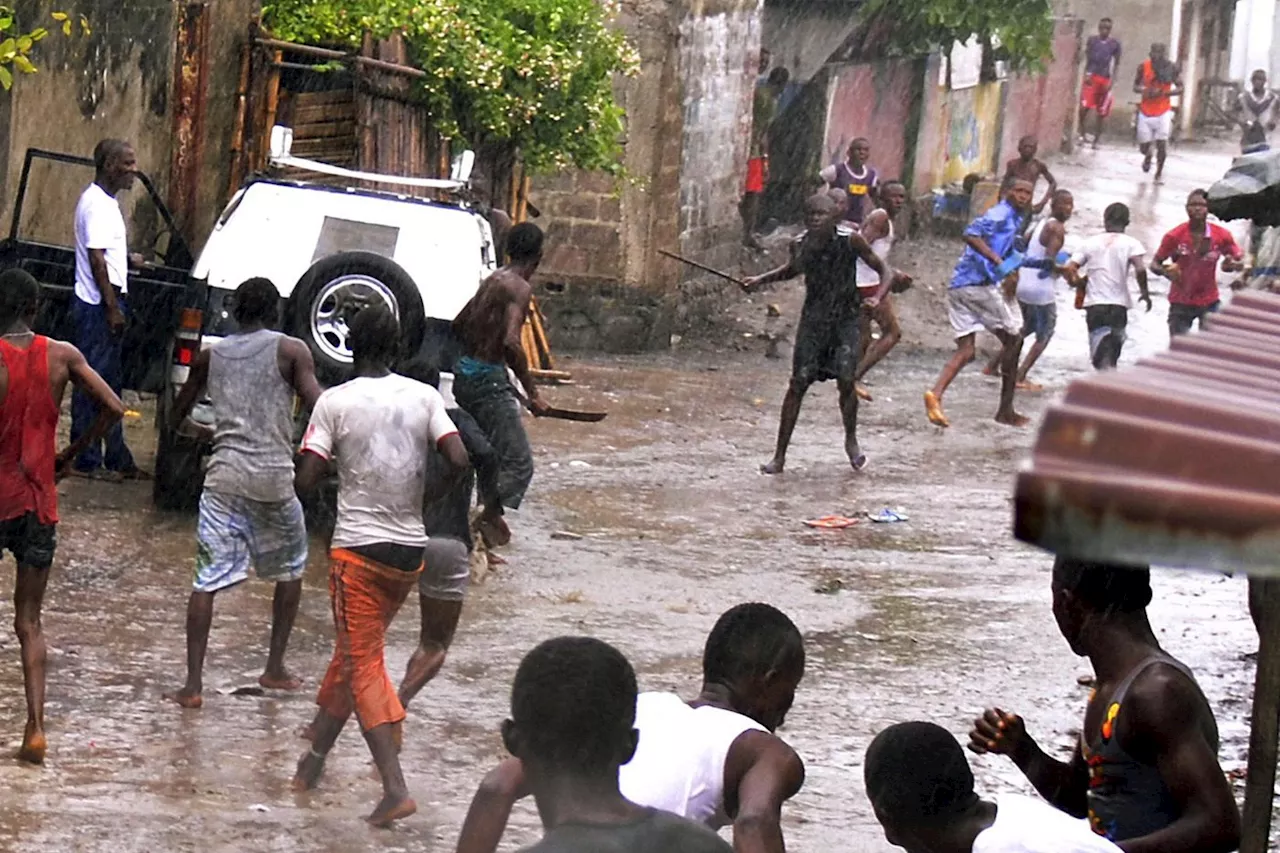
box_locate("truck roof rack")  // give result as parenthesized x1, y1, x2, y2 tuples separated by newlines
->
(268, 125, 468, 192)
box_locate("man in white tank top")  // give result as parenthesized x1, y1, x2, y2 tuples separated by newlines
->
(456, 603, 808, 853)
(852, 181, 912, 402)
(981, 190, 1072, 391)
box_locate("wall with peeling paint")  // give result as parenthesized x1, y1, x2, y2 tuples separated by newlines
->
(822, 59, 920, 184)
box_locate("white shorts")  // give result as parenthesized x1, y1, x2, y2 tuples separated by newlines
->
(948, 284, 1022, 339)
(1136, 111, 1173, 144)
(194, 491, 308, 593)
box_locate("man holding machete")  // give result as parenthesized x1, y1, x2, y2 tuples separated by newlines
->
(743, 192, 893, 474)
(452, 222, 549, 550)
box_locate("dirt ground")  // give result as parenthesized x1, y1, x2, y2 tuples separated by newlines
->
(0, 136, 1268, 851)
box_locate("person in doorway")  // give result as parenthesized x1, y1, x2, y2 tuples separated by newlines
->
(1003, 136, 1058, 214)
(969, 558, 1241, 853)
(742, 192, 892, 474)
(1235, 68, 1277, 154)
(70, 139, 147, 481)
(741, 67, 790, 248)
(292, 305, 469, 827)
(1066, 203, 1151, 370)
(452, 222, 549, 550)
(820, 137, 880, 227)
(162, 277, 323, 710)
(924, 179, 1033, 429)
(1133, 44, 1181, 182)
(456, 602, 808, 853)
(483, 636, 733, 853)
(1150, 189, 1243, 337)
(1080, 18, 1122, 147)
(0, 269, 124, 763)
(867, 720, 1123, 853)
(982, 189, 1073, 391)
(852, 180, 912, 402)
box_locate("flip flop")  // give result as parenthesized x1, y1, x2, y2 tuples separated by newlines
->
(803, 515, 860, 529)
(867, 508, 909, 523)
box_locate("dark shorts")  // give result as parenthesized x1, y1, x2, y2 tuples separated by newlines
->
(0, 513, 57, 570)
(1019, 301, 1057, 340)
(791, 303, 861, 387)
(1168, 301, 1219, 337)
(1085, 304, 1129, 369)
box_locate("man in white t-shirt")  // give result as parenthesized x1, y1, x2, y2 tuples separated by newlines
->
(1065, 203, 1151, 370)
(291, 304, 469, 828)
(69, 139, 142, 478)
(865, 721, 1122, 853)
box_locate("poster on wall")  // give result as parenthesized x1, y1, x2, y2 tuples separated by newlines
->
(942, 36, 1008, 90)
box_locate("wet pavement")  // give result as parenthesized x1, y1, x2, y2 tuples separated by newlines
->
(0, 136, 1267, 851)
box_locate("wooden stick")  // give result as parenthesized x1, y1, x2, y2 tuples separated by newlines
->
(657, 248, 745, 287)
(529, 297, 555, 370)
(261, 50, 283, 172)
(1242, 576, 1280, 853)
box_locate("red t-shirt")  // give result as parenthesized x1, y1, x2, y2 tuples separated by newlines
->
(1154, 222, 1241, 307)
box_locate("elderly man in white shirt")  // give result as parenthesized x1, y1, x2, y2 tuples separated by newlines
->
(70, 139, 143, 479)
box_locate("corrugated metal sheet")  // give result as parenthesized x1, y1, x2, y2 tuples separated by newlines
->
(1014, 291, 1280, 576)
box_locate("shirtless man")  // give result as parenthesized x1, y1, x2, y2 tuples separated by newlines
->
(743, 192, 891, 474)
(456, 602, 807, 853)
(163, 277, 323, 709)
(852, 180, 912, 401)
(452, 222, 549, 548)
(0, 268, 124, 763)
(1003, 136, 1058, 214)
(970, 559, 1240, 853)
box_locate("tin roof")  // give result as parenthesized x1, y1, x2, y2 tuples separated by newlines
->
(1014, 291, 1280, 575)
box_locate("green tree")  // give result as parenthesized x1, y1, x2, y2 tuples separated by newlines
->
(262, 0, 639, 173)
(0, 7, 90, 90)
(856, 0, 1055, 75)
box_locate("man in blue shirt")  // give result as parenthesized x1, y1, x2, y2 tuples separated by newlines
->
(924, 179, 1034, 428)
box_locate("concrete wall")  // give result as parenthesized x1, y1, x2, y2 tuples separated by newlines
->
(0, 0, 254, 258)
(1000, 18, 1086, 165)
(821, 58, 919, 184)
(916, 81, 1005, 188)
(762, 0, 861, 83)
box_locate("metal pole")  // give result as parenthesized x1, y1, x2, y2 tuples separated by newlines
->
(1241, 576, 1280, 853)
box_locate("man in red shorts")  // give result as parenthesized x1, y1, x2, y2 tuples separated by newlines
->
(741, 66, 789, 249)
(1080, 18, 1122, 148)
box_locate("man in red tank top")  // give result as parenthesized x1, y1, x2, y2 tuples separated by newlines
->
(0, 269, 124, 764)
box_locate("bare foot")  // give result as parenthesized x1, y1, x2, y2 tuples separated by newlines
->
(162, 687, 204, 709)
(299, 721, 316, 742)
(760, 457, 785, 475)
(994, 410, 1031, 427)
(367, 794, 417, 828)
(486, 551, 508, 569)
(17, 725, 46, 765)
(476, 513, 511, 548)
(924, 391, 950, 428)
(292, 750, 326, 792)
(259, 671, 303, 691)
(981, 364, 999, 377)
(855, 384, 873, 402)
(1015, 381, 1044, 393)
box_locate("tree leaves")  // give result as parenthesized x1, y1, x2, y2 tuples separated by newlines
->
(0, 8, 87, 90)
(857, 0, 1054, 72)
(263, 0, 638, 173)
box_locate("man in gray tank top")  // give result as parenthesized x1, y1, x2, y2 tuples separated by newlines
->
(163, 277, 323, 709)
(967, 559, 1240, 853)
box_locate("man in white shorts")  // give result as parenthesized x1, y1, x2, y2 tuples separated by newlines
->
(924, 179, 1033, 429)
(1133, 43, 1181, 182)
(866, 721, 1123, 853)
(163, 277, 323, 709)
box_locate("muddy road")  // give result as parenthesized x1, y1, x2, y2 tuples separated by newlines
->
(0, 339, 1262, 851)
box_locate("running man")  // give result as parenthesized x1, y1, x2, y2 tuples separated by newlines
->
(853, 180, 912, 401)
(969, 559, 1241, 852)
(488, 637, 732, 853)
(293, 305, 469, 827)
(1003, 136, 1058, 214)
(1080, 18, 1122, 147)
(452, 222, 549, 549)
(457, 603, 808, 853)
(820, 137, 880, 227)
(924, 179, 1033, 429)
(1134, 44, 1181, 182)
(1066, 202, 1151, 370)
(1235, 69, 1277, 154)
(163, 277, 323, 709)
(742, 67, 790, 248)
(867, 721, 1122, 853)
(70, 139, 146, 480)
(1150, 189, 1243, 337)
(743, 192, 892, 474)
(0, 269, 124, 763)
(983, 189, 1073, 391)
